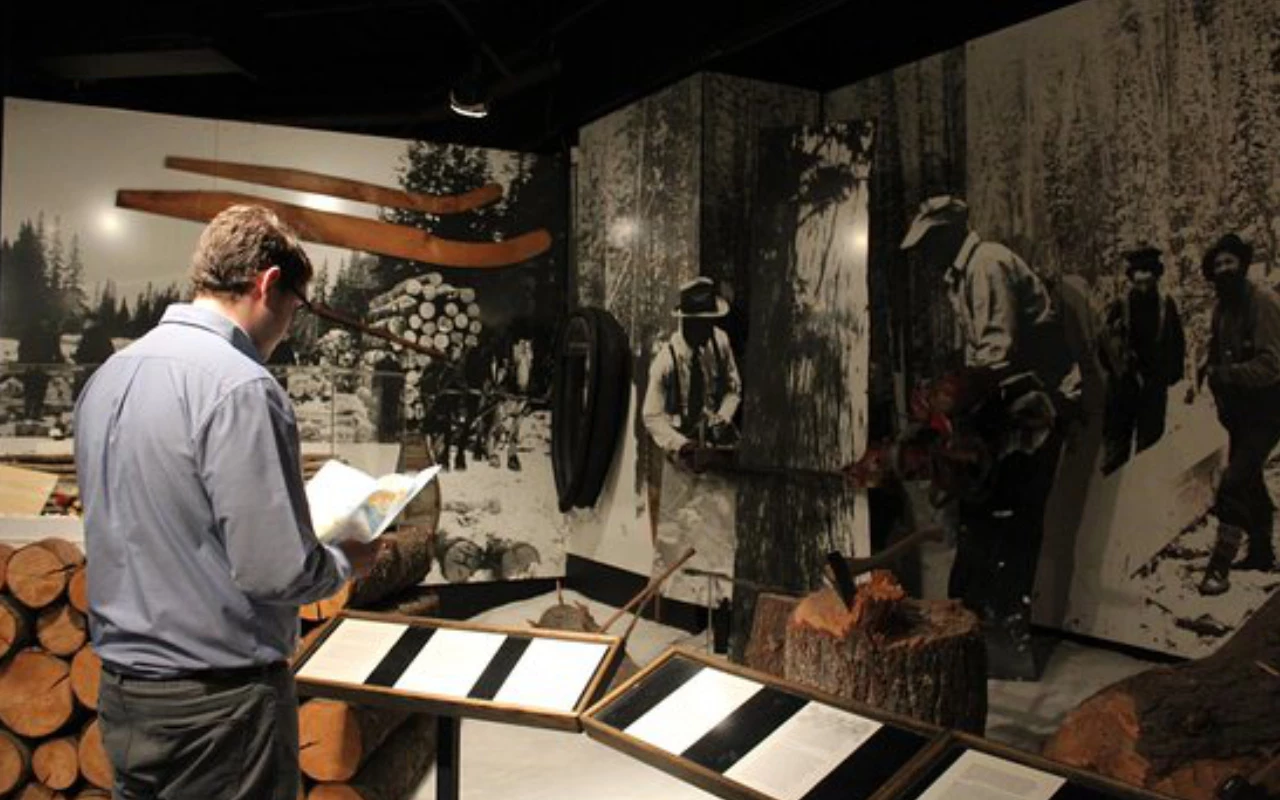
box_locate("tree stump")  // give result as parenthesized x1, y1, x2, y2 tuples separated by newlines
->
(78, 719, 113, 790)
(307, 713, 437, 800)
(300, 526, 433, 622)
(298, 699, 411, 782)
(1044, 587, 1280, 800)
(0, 728, 31, 797)
(32, 737, 79, 791)
(36, 604, 87, 657)
(0, 595, 35, 661)
(744, 593, 800, 679)
(70, 646, 101, 711)
(783, 571, 986, 733)
(67, 566, 88, 615)
(0, 649, 76, 737)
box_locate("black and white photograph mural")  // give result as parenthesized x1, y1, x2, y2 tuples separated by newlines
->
(827, 0, 1279, 657)
(0, 98, 567, 584)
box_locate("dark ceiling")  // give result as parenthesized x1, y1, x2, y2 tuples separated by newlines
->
(2, 0, 1081, 153)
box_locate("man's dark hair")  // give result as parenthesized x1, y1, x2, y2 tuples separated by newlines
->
(190, 205, 313, 297)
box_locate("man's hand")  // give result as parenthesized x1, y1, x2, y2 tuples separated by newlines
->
(337, 538, 383, 580)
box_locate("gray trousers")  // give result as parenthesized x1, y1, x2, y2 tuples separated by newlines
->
(99, 664, 299, 800)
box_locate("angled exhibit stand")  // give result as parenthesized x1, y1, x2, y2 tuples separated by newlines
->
(292, 610, 623, 800)
(580, 647, 946, 800)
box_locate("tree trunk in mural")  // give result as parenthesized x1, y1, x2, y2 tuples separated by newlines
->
(784, 578, 986, 733)
(1045, 588, 1280, 800)
(731, 123, 873, 660)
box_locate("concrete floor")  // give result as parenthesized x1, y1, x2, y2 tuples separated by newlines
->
(397, 590, 1157, 800)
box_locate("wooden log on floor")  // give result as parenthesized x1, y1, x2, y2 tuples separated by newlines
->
(67, 567, 88, 615)
(364, 586, 440, 618)
(70, 645, 101, 711)
(307, 713, 437, 800)
(743, 592, 800, 679)
(1, 595, 35, 661)
(15, 784, 67, 800)
(0, 649, 76, 737)
(6, 543, 76, 609)
(783, 571, 986, 733)
(37, 604, 87, 657)
(298, 699, 411, 782)
(0, 728, 32, 797)
(1044, 587, 1280, 800)
(32, 737, 79, 791)
(0, 542, 14, 593)
(300, 527, 433, 622)
(78, 719, 112, 790)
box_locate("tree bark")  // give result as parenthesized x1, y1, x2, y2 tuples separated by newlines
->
(783, 576, 986, 733)
(66, 566, 88, 615)
(0, 649, 76, 737)
(306, 713, 437, 800)
(36, 604, 87, 657)
(365, 586, 440, 618)
(0, 594, 35, 661)
(78, 719, 112, 790)
(32, 736, 79, 791)
(0, 727, 31, 797)
(297, 699, 411, 782)
(69, 646, 101, 711)
(1044, 588, 1280, 800)
(743, 593, 800, 679)
(300, 527, 433, 622)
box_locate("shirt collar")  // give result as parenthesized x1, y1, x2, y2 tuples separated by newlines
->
(159, 303, 263, 363)
(946, 232, 983, 286)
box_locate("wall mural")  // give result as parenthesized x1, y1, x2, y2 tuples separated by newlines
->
(829, 0, 1279, 657)
(0, 97, 567, 584)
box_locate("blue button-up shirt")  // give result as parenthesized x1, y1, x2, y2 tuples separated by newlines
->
(74, 303, 351, 677)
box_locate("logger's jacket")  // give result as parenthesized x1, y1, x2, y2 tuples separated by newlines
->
(1209, 279, 1280, 426)
(1098, 288, 1185, 389)
(642, 328, 741, 454)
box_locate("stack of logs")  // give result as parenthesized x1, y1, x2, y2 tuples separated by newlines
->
(295, 450, 443, 799)
(0, 538, 112, 799)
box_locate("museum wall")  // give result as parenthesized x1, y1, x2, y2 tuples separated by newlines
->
(827, 0, 1280, 657)
(0, 97, 569, 586)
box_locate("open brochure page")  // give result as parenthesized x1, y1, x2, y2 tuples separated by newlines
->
(305, 459, 441, 544)
(916, 751, 1065, 800)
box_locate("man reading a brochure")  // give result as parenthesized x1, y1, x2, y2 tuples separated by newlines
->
(74, 204, 379, 799)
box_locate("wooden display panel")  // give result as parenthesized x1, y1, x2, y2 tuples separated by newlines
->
(293, 610, 622, 732)
(581, 647, 947, 800)
(889, 734, 1177, 800)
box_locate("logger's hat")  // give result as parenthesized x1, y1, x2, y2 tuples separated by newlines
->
(1123, 246, 1164, 278)
(900, 195, 969, 250)
(674, 277, 729, 318)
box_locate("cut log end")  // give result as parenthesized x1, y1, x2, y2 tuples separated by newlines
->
(7, 544, 73, 609)
(37, 604, 88, 657)
(297, 699, 411, 782)
(33, 736, 80, 791)
(78, 719, 113, 790)
(15, 785, 68, 800)
(0, 728, 32, 797)
(67, 566, 89, 614)
(0, 595, 34, 661)
(0, 542, 14, 592)
(71, 646, 102, 711)
(0, 649, 76, 737)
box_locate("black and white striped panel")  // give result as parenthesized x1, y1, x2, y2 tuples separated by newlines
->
(595, 657, 928, 800)
(901, 747, 1124, 800)
(296, 618, 611, 713)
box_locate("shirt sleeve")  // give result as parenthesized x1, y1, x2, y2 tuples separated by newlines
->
(714, 333, 742, 422)
(198, 378, 352, 605)
(966, 254, 1017, 370)
(1222, 290, 1280, 388)
(641, 345, 689, 454)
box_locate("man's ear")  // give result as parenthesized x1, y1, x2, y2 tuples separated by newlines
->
(256, 265, 284, 298)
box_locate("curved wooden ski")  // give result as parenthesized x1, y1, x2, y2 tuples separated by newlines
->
(164, 156, 503, 215)
(116, 190, 552, 268)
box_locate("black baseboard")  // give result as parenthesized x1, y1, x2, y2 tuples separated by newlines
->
(431, 577, 561, 621)
(566, 554, 711, 635)
(1032, 623, 1187, 665)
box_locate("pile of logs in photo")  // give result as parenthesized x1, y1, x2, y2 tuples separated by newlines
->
(744, 570, 987, 733)
(0, 537, 112, 798)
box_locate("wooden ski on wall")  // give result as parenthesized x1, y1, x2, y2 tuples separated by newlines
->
(116, 189, 553, 268)
(163, 156, 503, 215)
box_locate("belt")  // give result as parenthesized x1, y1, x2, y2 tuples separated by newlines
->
(104, 660, 287, 684)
